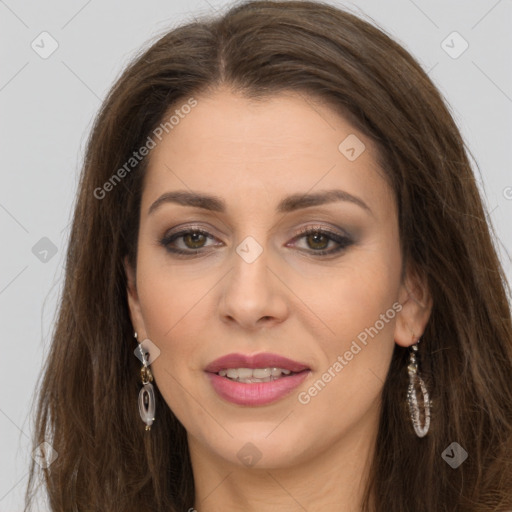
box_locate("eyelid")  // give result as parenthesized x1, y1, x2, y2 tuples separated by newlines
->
(163, 223, 220, 237)
(292, 223, 351, 238)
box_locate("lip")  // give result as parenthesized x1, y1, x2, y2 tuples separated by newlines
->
(206, 371, 310, 406)
(204, 352, 310, 373)
(204, 352, 311, 406)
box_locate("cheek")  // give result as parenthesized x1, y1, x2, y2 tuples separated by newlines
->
(135, 255, 209, 369)
(135, 262, 209, 420)
(303, 238, 401, 340)
(296, 257, 400, 437)
(310, 236, 402, 385)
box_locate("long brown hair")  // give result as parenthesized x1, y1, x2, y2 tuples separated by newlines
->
(25, 1, 512, 510)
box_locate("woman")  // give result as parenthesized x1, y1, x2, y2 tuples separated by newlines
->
(25, 1, 512, 511)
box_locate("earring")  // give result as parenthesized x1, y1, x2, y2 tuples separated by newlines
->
(406, 337, 431, 438)
(135, 332, 156, 431)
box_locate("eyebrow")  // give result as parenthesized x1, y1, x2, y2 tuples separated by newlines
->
(147, 189, 372, 216)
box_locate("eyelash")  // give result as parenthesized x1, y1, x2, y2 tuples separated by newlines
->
(159, 225, 353, 258)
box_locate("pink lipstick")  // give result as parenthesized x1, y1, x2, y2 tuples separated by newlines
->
(204, 352, 311, 406)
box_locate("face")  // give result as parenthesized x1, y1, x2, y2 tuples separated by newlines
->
(125, 87, 431, 469)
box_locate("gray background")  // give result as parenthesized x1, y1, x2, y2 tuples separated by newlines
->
(1, 0, 511, 509)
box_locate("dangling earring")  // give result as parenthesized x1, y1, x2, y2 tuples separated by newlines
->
(407, 337, 431, 438)
(134, 331, 156, 431)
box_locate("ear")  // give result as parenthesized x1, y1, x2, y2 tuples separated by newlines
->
(394, 263, 432, 347)
(124, 256, 148, 339)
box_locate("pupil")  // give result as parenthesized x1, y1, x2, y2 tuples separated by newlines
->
(186, 233, 205, 248)
(308, 233, 327, 250)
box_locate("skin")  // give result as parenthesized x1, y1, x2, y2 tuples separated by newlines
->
(125, 86, 432, 512)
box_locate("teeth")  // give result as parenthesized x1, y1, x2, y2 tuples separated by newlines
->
(227, 368, 252, 379)
(218, 367, 293, 382)
(253, 368, 271, 379)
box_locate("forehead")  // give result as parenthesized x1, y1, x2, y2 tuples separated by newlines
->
(140, 88, 391, 216)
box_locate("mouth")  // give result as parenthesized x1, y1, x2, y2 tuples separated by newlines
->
(204, 353, 311, 406)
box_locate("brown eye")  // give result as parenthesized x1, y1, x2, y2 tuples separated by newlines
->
(160, 228, 222, 256)
(305, 232, 329, 251)
(289, 227, 353, 256)
(182, 232, 208, 249)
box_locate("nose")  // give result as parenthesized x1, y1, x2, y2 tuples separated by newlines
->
(218, 243, 289, 330)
